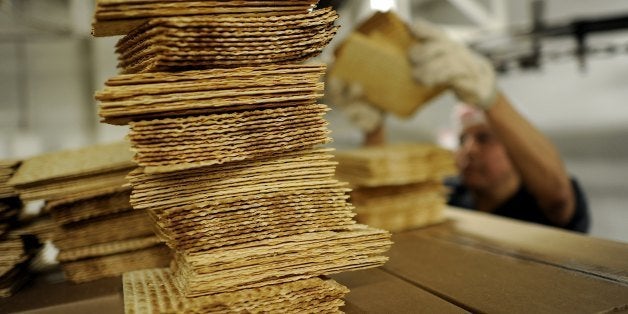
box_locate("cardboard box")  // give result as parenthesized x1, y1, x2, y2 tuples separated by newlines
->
(380, 208, 628, 313)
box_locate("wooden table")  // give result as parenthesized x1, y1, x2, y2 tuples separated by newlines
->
(332, 207, 628, 313)
(3, 207, 627, 313)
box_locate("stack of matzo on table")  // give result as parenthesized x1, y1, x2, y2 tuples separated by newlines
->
(7, 142, 135, 202)
(7, 142, 170, 283)
(0, 161, 32, 297)
(93, 1, 392, 312)
(45, 186, 170, 283)
(0, 235, 34, 297)
(334, 143, 457, 232)
(0, 160, 20, 200)
(0, 160, 21, 239)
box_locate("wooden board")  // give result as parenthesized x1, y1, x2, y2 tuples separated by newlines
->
(382, 208, 628, 313)
(331, 268, 465, 314)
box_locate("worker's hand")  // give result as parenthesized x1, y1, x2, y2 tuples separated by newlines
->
(343, 100, 384, 133)
(327, 77, 384, 132)
(408, 20, 497, 110)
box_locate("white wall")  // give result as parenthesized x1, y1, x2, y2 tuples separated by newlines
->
(0, 36, 128, 159)
(0, 39, 90, 157)
(499, 56, 628, 132)
(93, 36, 130, 144)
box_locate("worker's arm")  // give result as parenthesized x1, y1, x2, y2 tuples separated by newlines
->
(486, 93, 575, 225)
(409, 20, 575, 225)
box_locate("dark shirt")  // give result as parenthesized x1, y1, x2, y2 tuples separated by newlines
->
(446, 177, 590, 233)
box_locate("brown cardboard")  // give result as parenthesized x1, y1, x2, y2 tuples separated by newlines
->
(331, 268, 465, 313)
(8, 141, 133, 187)
(383, 208, 628, 313)
(440, 208, 628, 281)
(355, 11, 415, 50)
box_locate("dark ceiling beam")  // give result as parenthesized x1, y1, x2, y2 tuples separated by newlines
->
(532, 13, 628, 70)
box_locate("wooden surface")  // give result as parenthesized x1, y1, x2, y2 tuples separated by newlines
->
(0, 272, 123, 314)
(331, 208, 628, 313)
(2, 207, 627, 313)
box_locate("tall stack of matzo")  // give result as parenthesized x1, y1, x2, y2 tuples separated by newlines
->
(44, 187, 170, 283)
(93, 1, 392, 312)
(334, 143, 457, 232)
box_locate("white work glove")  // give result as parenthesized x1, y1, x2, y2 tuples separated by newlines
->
(327, 77, 384, 132)
(408, 20, 497, 110)
(343, 100, 383, 133)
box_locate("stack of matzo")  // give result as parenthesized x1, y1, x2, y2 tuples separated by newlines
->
(334, 143, 457, 232)
(12, 217, 57, 243)
(124, 268, 348, 313)
(45, 187, 170, 283)
(0, 160, 21, 238)
(92, 0, 320, 37)
(7, 141, 170, 283)
(114, 8, 338, 73)
(0, 234, 36, 297)
(7, 142, 135, 201)
(0, 160, 20, 200)
(94, 1, 391, 312)
(0, 160, 36, 297)
(97, 64, 327, 125)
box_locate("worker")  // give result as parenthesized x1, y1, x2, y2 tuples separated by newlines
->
(408, 20, 589, 232)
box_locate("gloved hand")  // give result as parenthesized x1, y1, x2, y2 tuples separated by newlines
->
(343, 100, 384, 133)
(327, 77, 384, 133)
(408, 20, 497, 110)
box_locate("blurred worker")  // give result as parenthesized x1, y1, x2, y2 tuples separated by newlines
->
(409, 21, 589, 232)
